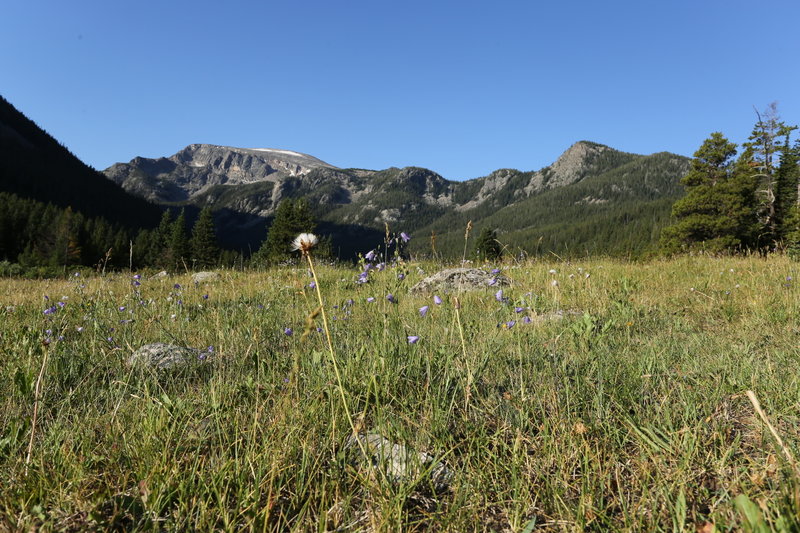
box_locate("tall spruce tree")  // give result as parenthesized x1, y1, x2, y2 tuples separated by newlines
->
(473, 227, 503, 261)
(744, 103, 797, 251)
(190, 207, 220, 268)
(166, 209, 190, 270)
(253, 198, 317, 264)
(660, 132, 757, 253)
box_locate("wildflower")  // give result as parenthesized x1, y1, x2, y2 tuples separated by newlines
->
(787, 276, 793, 282)
(132, 280, 141, 287)
(400, 232, 411, 243)
(76, 326, 84, 332)
(433, 295, 442, 305)
(551, 280, 559, 287)
(367, 297, 376, 303)
(365, 250, 377, 261)
(495, 289, 504, 302)
(119, 306, 126, 312)
(514, 307, 524, 313)
(407, 335, 420, 344)
(174, 283, 181, 290)
(376, 263, 386, 271)
(548, 269, 557, 274)
(386, 293, 396, 303)
(133, 274, 141, 280)
(487, 278, 497, 286)
(284, 327, 293, 336)
(419, 305, 429, 317)
(506, 320, 516, 329)
(203, 294, 209, 299)
(397, 273, 405, 280)
(309, 281, 316, 289)
(43, 306, 57, 315)
(522, 316, 532, 324)
(491, 268, 501, 274)
(57, 301, 66, 308)
(291, 232, 319, 253)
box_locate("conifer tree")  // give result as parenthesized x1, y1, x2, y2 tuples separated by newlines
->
(190, 207, 220, 268)
(253, 198, 317, 264)
(166, 209, 190, 270)
(473, 227, 502, 261)
(661, 133, 757, 253)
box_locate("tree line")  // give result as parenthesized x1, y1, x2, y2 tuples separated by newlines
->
(660, 103, 800, 255)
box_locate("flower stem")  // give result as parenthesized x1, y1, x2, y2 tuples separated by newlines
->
(304, 252, 359, 437)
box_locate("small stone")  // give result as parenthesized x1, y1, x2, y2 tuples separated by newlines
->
(345, 432, 452, 490)
(128, 343, 201, 370)
(410, 268, 509, 294)
(192, 271, 221, 284)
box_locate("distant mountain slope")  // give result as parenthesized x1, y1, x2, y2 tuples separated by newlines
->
(104, 141, 690, 258)
(0, 95, 161, 229)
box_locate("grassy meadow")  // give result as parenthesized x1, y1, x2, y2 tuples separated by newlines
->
(2, 255, 800, 531)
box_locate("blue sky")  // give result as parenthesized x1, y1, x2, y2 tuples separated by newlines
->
(2, 0, 799, 180)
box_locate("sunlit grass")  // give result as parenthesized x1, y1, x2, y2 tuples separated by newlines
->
(1, 255, 800, 530)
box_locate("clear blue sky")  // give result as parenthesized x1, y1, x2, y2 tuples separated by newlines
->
(2, 0, 799, 180)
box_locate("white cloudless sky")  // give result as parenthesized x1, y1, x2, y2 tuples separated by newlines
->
(2, 0, 799, 180)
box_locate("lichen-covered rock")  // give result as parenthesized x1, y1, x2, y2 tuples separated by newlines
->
(410, 268, 508, 293)
(192, 271, 220, 284)
(128, 343, 201, 370)
(346, 432, 453, 489)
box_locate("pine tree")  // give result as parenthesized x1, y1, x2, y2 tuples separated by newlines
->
(473, 227, 502, 261)
(166, 209, 190, 270)
(744, 103, 797, 251)
(661, 133, 757, 254)
(253, 198, 317, 264)
(190, 207, 220, 269)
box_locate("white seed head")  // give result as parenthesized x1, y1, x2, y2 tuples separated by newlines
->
(291, 233, 319, 253)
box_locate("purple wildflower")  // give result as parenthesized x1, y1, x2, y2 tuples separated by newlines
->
(515, 307, 524, 313)
(397, 273, 405, 280)
(419, 305, 429, 317)
(488, 278, 497, 286)
(57, 301, 66, 308)
(400, 232, 411, 243)
(505, 320, 516, 329)
(433, 295, 443, 305)
(522, 316, 532, 324)
(376, 263, 386, 271)
(284, 327, 293, 336)
(495, 289, 504, 302)
(309, 281, 316, 289)
(133, 274, 141, 280)
(365, 250, 377, 261)
(386, 293, 396, 303)
(367, 297, 376, 303)
(43, 306, 57, 315)
(203, 294, 209, 300)
(407, 335, 420, 344)
(119, 306, 126, 312)
(491, 268, 501, 274)
(174, 283, 181, 290)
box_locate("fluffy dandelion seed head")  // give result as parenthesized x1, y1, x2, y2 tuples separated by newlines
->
(291, 233, 319, 253)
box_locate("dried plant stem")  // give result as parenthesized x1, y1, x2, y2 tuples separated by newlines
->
(746, 390, 800, 475)
(25, 344, 50, 476)
(304, 252, 359, 439)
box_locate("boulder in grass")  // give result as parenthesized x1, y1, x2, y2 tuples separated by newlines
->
(192, 271, 220, 284)
(128, 343, 201, 370)
(346, 432, 453, 490)
(410, 268, 509, 293)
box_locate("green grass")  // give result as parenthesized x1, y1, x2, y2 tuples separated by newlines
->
(2, 255, 800, 531)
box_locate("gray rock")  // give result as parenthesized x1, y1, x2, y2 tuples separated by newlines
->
(410, 268, 508, 293)
(128, 343, 201, 370)
(192, 271, 220, 284)
(346, 432, 452, 489)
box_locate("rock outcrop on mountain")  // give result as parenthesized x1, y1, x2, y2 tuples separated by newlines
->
(102, 141, 691, 258)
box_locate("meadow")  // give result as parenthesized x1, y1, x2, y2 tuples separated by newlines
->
(1, 255, 800, 531)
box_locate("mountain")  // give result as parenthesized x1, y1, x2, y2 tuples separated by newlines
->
(105, 141, 691, 258)
(0, 95, 162, 229)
